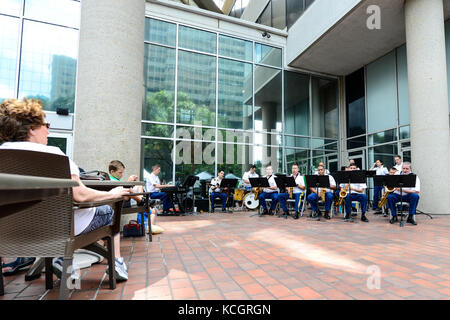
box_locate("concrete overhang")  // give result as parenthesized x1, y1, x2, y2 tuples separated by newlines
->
(287, 0, 450, 76)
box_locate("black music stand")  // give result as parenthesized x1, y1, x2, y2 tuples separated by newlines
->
(220, 178, 238, 211)
(274, 176, 297, 219)
(181, 175, 199, 215)
(364, 170, 377, 178)
(384, 175, 417, 227)
(333, 171, 367, 222)
(305, 175, 330, 221)
(248, 177, 270, 217)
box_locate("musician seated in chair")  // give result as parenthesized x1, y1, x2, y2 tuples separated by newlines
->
(340, 164, 369, 222)
(307, 164, 336, 221)
(242, 165, 259, 191)
(209, 170, 232, 213)
(258, 165, 278, 215)
(387, 162, 420, 225)
(291, 163, 306, 219)
(146, 164, 174, 214)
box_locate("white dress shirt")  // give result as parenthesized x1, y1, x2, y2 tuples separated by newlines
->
(317, 175, 336, 194)
(209, 177, 223, 193)
(394, 174, 420, 195)
(146, 172, 161, 193)
(292, 173, 305, 194)
(242, 171, 259, 187)
(263, 175, 277, 193)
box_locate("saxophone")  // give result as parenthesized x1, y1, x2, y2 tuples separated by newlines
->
(378, 186, 395, 208)
(320, 188, 327, 202)
(336, 183, 349, 206)
(288, 187, 293, 199)
(253, 187, 263, 200)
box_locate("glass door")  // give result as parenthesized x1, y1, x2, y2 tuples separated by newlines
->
(47, 131, 73, 159)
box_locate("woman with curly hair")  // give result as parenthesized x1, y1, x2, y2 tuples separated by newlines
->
(0, 98, 130, 281)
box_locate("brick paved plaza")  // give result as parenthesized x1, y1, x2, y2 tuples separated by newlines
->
(2, 210, 450, 300)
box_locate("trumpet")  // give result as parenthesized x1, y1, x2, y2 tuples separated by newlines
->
(336, 183, 349, 206)
(378, 186, 395, 208)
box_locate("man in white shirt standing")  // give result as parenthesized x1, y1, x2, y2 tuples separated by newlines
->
(369, 159, 389, 212)
(242, 165, 259, 191)
(394, 155, 403, 174)
(307, 164, 336, 221)
(258, 165, 278, 215)
(341, 164, 369, 222)
(387, 162, 420, 225)
(146, 164, 174, 214)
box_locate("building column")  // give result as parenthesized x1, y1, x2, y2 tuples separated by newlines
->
(73, 0, 145, 178)
(405, 0, 450, 214)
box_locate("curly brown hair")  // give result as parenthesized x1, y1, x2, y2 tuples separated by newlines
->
(0, 98, 46, 143)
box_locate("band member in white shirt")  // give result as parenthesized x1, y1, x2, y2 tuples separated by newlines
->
(289, 163, 305, 219)
(313, 162, 330, 175)
(146, 164, 174, 214)
(340, 164, 369, 222)
(394, 155, 403, 174)
(370, 159, 389, 212)
(387, 162, 420, 225)
(209, 170, 231, 213)
(307, 164, 336, 220)
(258, 165, 278, 215)
(242, 165, 259, 191)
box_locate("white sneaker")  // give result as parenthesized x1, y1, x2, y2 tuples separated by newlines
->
(105, 257, 128, 281)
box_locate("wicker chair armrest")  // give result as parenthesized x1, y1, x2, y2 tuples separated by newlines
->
(127, 192, 150, 197)
(73, 198, 123, 209)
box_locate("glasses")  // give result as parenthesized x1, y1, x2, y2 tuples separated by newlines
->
(43, 122, 50, 129)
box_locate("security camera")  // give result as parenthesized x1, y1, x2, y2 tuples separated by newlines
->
(262, 31, 271, 38)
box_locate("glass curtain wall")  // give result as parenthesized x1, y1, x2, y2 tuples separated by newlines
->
(0, 0, 79, 113)
(256, 0, 316, 30)
(143, 17, 339, 190)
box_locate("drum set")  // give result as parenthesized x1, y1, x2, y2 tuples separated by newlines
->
(234, 187, 261, 210)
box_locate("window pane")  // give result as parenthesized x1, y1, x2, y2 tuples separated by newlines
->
(175, 141, 215, 185)
(145, 18, 176, 47)
(272, 0, 286, 30)
(218, 58, 252, 130)
(0, 16, 20, 102)
(255, 43, 282, 67)
(141, 123, 174, 138)
(397, 45, 410, 126)
(25, 0, 80, 28)
(400, 126, 410, 140)
(176, 126, 217, 142)
(346, 68, 366, 137)
(284, 71, 309, 136)
(311, 77, 338, 138)
(366, 51, 397, 132)
(253, 145, 282, 174)
(368, 144, 398, 171)
(179, 25, 216, 54)
(177, 51, 216, 126)
(142, 138, 173, 184)
(47, 137, 67, 154)
(218, 35, 252, 61)
(217, 142, 252, 179)
(19, 21, 78, 113)
(257, 2, 271, 27)
(347, 136, 366, 149)
(0, 0, 21, 16)
(254, 65, 282, 132)
(285, 148, 310, 175)
(368, 129, 397, 146)
(218, 129, 253, 144)
(286, 0, 304, 29)
(144, 44, 176, 122)
(285, 136, 310, 148)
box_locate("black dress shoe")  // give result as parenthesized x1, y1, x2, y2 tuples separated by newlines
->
(294, 212, 299, 219)
(262, 208, 268, 215)
(324, 211, 331, 220)
(209, 208, 215, 213)
(268, 209, 274, 216)
(361, 213, 369, 222)
(222, 208, 233, 213)
(344, 214, 354, 222)
(390, 216, 398, 224)
(407, 215, 417, 225)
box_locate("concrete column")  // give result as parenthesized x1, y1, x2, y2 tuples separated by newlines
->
(74, 0, 145, 178)
(405, 0, 450, 214)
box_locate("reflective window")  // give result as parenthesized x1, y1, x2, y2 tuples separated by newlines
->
(218, 58, 252, 130)
(346, 68, 366, 137)
(400, 126, 410, 140)
(143, 44, 176, 122)
(218, 129, 253, 144)
(0, 15, 20, 101)
(254, 65, 282, 132)
(366, 51, 397, 133)
(19, 20, 78, 112)
(175, 141, 215, 184)
(177, 50, 216, 126)
(257, 2, 271, 28)
(47, 136, 67, 154)
(253, 145, 282, 174)
(142, 138, 174, 184)
(311, 77, 338, 138)
(25, 0, 80, 28)
(368, 144, 398, 171)
(217, 142, 252, 179)
(178, 25, 216, 54)
(255, 43, 282, 67)
(145, 18, 176, 47)
(347, 136, 366, 150)
(272, 0, 286, 30)
(141, 123, 174, 138)
(285, 148, 310, 175)
(285, 136, 310, 148)
(219, 35, 252, 62)
(176, 126, 217, 142)
(254, 132, 282, 146)
(368, 129, 397, 146)
(0, 0, 22, 16)
(284, 71, 309, 136)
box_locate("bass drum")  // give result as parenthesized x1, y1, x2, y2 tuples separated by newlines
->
(244, 192, 259, 210)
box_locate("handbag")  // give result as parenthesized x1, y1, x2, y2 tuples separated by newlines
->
(123, 220, 143, 237)
(79, 170, 110, 181)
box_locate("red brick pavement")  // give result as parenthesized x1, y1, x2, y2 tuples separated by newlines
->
(1, 210, 450, 300)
